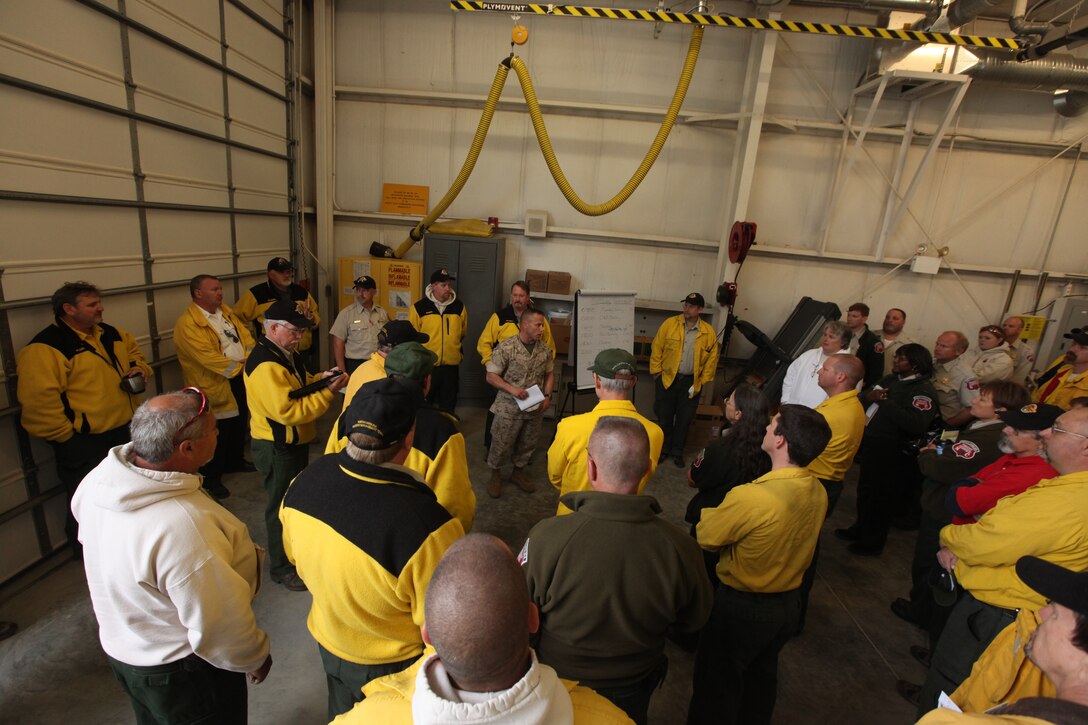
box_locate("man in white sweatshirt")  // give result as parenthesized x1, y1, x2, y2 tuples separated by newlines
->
(333, 534, 632, 724)
(71, 389, 272, 724)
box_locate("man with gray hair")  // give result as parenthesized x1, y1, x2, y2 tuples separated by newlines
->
(933, 330, 980, 428)
(244, 299, 347, 591)
(524, 416, 712, 724)
(72, 389, 272, 724)
(547, 348, 664, 515)
(281, 376, 464, 720)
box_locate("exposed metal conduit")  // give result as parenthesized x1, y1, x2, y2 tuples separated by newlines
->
(0, 189, 291, 216)
(967, 54, 1088, 92)
(790, 0, 938, 11)
(1009, 0, 1050, 36)
(915, 0, 1004, 30)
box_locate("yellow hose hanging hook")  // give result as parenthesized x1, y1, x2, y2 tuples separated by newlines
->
(393, 25, 704, 257)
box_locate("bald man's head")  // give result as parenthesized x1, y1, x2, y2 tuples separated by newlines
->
(424, 535, 532, 690)
(587, 416, 650, 493)
(828, 354, 864, 388)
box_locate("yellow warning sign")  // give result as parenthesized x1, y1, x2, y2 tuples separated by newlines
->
(381, 184, 430, 215)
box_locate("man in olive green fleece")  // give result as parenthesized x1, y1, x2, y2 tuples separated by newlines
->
(520, 416, 712, 725)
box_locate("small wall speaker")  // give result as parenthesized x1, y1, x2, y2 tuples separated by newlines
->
(525, 209, 548, 238)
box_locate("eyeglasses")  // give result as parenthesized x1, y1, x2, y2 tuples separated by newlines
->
(276, 322, 303, 335)
(172, 387, 208, 448)
(1051, 424, 1088, 441)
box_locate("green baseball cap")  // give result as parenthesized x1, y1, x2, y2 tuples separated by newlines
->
(385, 341, 438, 381)
(588, 348, 637, 379)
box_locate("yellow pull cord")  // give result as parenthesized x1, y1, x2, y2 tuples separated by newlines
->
(512, 25, 703, 216)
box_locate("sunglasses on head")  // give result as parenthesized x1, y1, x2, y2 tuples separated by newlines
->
(173, 387, 208, 448)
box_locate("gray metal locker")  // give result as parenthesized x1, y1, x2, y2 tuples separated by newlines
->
(422, 234, 506, 406)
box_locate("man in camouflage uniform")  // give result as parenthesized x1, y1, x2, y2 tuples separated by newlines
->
(485, 308, 555, 499)
(932, 331, 980, 429)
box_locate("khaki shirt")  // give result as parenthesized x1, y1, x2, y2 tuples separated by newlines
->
(1008, 339, 1036, 384)
(487, 335, 554, 419)
(330, 301, 388, 361)
(933, 355, 980, 422)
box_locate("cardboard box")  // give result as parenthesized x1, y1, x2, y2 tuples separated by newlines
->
(551, 320, 572, 356)
(547, 270, 572, 295)
(525, 269, 549, 295)
(687, 403, 725, 451)
(633, 335, 654, 363)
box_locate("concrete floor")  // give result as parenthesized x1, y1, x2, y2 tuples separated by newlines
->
(0, 404, 924, 725)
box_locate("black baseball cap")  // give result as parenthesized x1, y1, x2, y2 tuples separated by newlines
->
(1064, 328, 1088, 346)
(997, 403, 1063, 431)
(343, 377, 423, 449)
(377, 320, 428, 347)
(430, 268, 456, 284)
(267, 256, 293, 272)
(1016, 556, 1088, 616)
(353, 275, 376, 289)
(264, 299, 315, 329)
(683, 292, 705, 307)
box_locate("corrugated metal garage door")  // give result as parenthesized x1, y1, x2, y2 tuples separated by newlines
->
(0, 0, 297, 585)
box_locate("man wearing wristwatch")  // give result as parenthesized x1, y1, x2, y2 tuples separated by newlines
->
(485, 307, 555, 499)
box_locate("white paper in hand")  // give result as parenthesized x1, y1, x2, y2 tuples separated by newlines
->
(517, 384, 546, 412)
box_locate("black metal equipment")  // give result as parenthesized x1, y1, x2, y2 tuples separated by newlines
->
(728, 296, 841, 403)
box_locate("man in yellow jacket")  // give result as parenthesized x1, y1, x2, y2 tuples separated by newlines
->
(326, 342, 476, 533)
(244, 299, 347, 592)
(16, 281, 152, 555)
(547, 348, 663, 514)
(409, 268, 467, 413)
(1033, 329, 1088, 409)
(332, 534, 632, 724)
(234, 256, 319, 368)
(174, 274, 256, 499)
(917, 406, 1088, 716)
(649, 292, 719, 468)
(916, 556, 1088, 724)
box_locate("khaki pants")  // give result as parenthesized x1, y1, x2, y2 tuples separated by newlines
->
(487, 411, 541, 471)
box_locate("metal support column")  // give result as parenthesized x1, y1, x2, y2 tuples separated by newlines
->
(711, 26, 778, 332)
(118, 0, 162, 391)
(219, 0, 242, 301)
(872, 78, 971, 261)
(313, 0, 336, 323)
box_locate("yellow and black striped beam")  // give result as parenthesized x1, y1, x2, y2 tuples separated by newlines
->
(450, 2, 1021, 50)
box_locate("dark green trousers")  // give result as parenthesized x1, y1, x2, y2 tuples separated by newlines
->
(107, 653, 245, 724)
(251, 439, 310, 577)
(918, 591, 1017, 717)
(318, 644, 417, 721)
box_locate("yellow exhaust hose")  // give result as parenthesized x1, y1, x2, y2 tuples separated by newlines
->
(394, 61, 511, 258)
(513, 25, 703, 216)
(394, 26, 704, 257)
